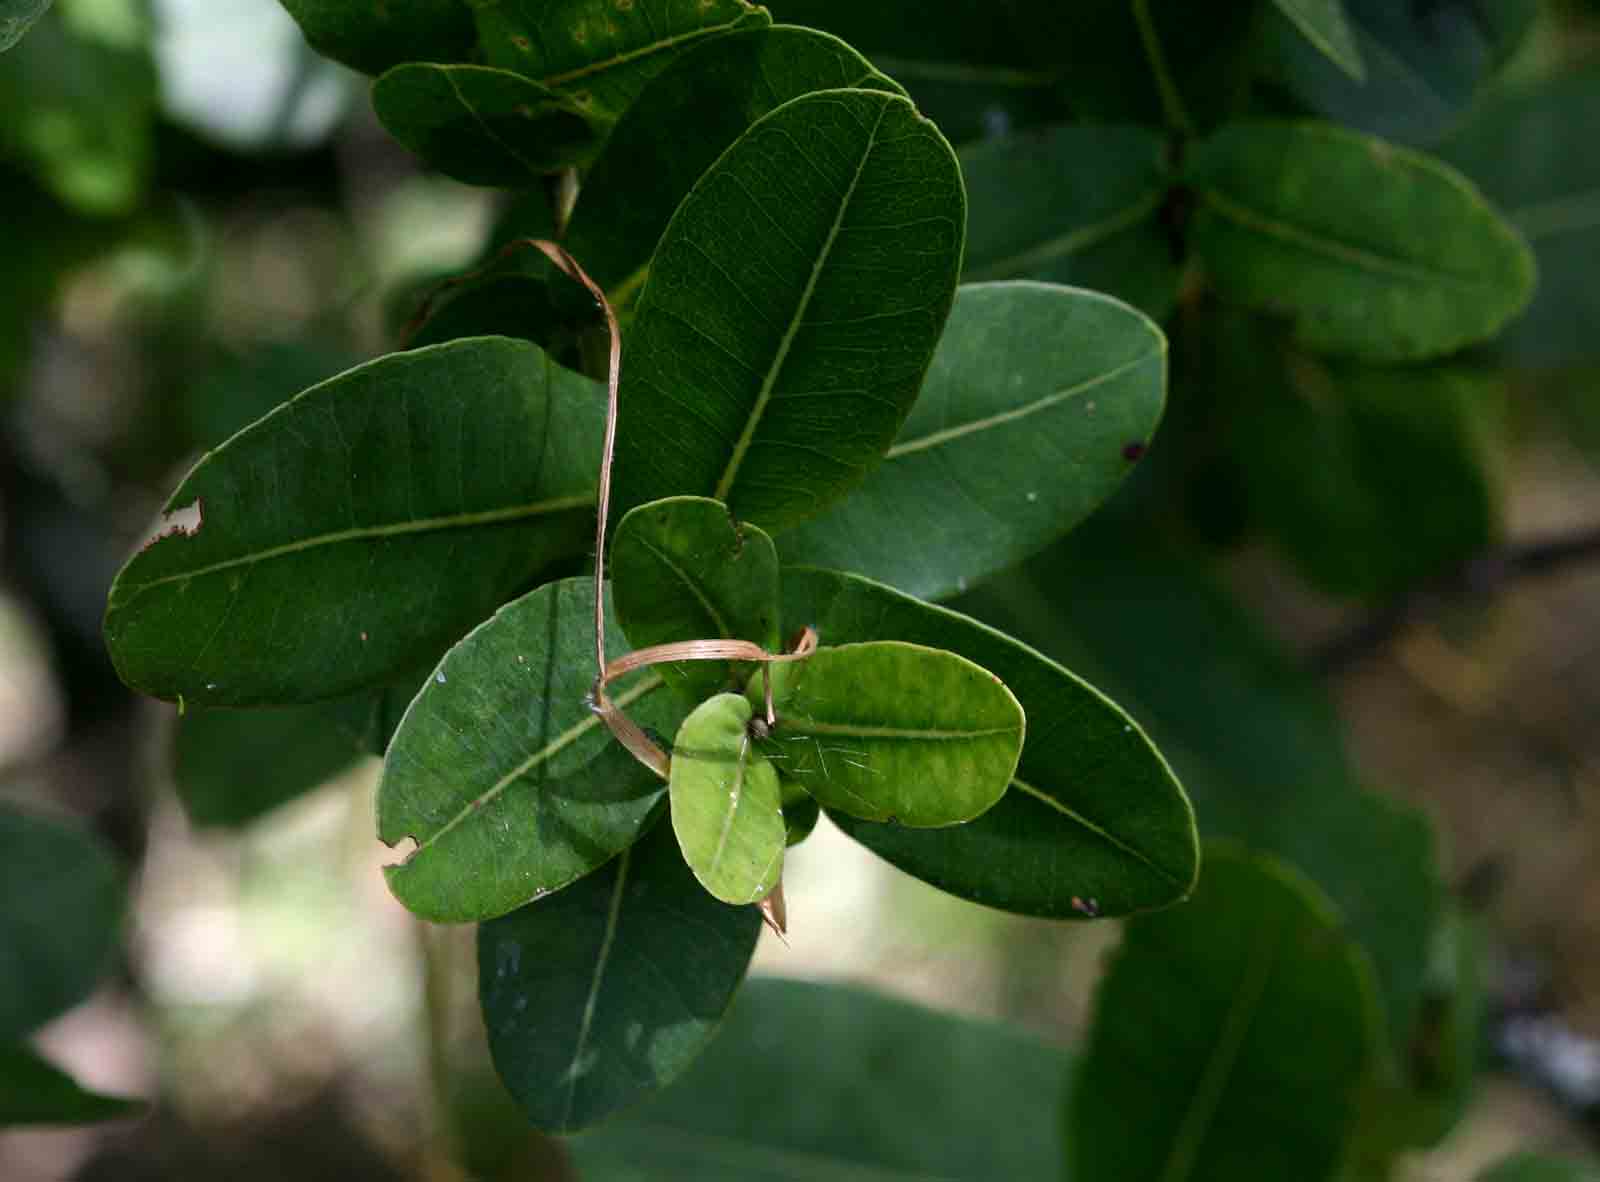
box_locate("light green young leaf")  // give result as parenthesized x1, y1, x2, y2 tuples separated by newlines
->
(372, 64, 606, 185)
(478, 818, 761, 1133)
(1187, 121, 1536, 361)
(378, 578, 683, 924)
(613, 88, 965, 533)
(1271, 0, 1364, 80)
(0, 0, 50, 53)
(474, 0, 770, 119)
(278, 0, 475, 75)
(612, 496, 781, 702)
(750, 641, 1023, 828)
(779, 282, 1167, 602)
(668, 694, 784, 904)
(0, 1043, 143, 1126)
(104, 337, 603, 707)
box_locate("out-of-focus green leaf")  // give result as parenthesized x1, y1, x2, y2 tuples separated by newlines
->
(752, 641, 1023, 827)
(1271, 0, 1364, 80)
(785, 568, 1197, 918)
(378, 578, 682, 923)
(0, 0, 51, 52)
(0, 806, 122, 1041)
(105, 337, 603, 707)
(478, 818, 761, 1133)
(959, 124, 1178, 319)
(668, 694, 784, 904)
(1477, 1155, 1600, 1182)
(1438, 68, 1600, 368)
(612, 496, 781, 702)
(0, 1043, 142, 1126)
(278, 0, 475, 76)
(1187, 121, 1536, 361)
(474, 0, 769, 120)
(570, 978, 1070, 1179)
(563, 24, 903, 298)
(613, 89, 964, 533)
(372, 64, 606, 185)
(1069, 845, 1380, 1182)
(778, 282, 1167, 602)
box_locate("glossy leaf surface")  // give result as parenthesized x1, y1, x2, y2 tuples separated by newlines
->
(613, 88, 965, 533)
(1188, 121, 1536, 361)
(668, 694, 784, 904)
(1069, 846, 1379, 1182)
(779, 282, 1167, 602)
(0, 1044, 142, 1126)
(478, 818, 761, 1133)
(751, 641, 1023, 828)
(0, 0, 49, 53)
(379, 579, 681, 923)
(105, 337, 603, 707)
(786, 568, 1196, 917)
(1271, 0, 1363, 80)
(612, 496, 781, 701)
(278, 0, 475, 76)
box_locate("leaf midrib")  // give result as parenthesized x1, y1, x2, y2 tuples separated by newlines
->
(638, 537, 732, 638)
(707, 735, 753, 880)
(1010, 776, 1187, 890)
(561, 845, 631, 1130)
(537, 10, 756, 91)
(785, 718, 1019, 742)
(439, 66, 547, 181)
(963, 188, 1165, 283)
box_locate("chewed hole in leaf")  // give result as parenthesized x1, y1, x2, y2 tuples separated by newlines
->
(138, 499, 203, 551)
(382, 835, 421, 867)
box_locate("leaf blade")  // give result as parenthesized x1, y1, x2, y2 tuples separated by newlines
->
(278, 0, 476, 76)
(1271, 0, 1365, 80)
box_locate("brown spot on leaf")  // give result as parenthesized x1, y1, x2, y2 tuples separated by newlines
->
(1122, 442, 1146, 462)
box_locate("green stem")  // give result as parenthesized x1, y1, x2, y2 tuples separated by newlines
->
(1132, 0, 1194, 136)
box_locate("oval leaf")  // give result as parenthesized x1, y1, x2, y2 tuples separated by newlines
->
(669, 693, 785, 904)
(278, 0, 475, 76)
(1069, 845, 1381, 1182)
(1187, 121, 1536, 361)
(478, 818, 761, 1133)
(0, 1044, 143, 1126)
(104, 337, 603, 707)
(749, 640, 1023, 828)
(372, 64, 605, 185)
(779, 282, 1167, 602)
(613, 88, 966, 533)
(785, 568, 1196, 918)
(564, 24, 903, 296)
(378, 578, 682, 923)
(474, 0, 770, 120)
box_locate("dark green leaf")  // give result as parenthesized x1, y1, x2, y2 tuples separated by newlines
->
(182, 343, 359, 451)
(612, 496, 781, 701)
(0, 1043, 142, 1126)
(1069, 845, 1380, 1182)
(784, 568, 1196, 918)
(104, 337, 603, 707)
(782, 790, 819, 846)
(668, 694, 784, 904)
(613, 88, 965, 533)
(1187, 121, 1536, 361)
(0, 806, 123, 1041)
(474, 0, 770, 119)
(372, 64, 606, 185)
(960, 124, 1178, 319)
(779, 282, 1167, 601)
(1271, 0, 1363, 80)
(173, 703, 365, 828)
(1438, 68, 1600, 368)
(278, 0, 476, 76)
(569, 978, 1070, 1179)
(563, 24, 904, 297)
(1478, 1155, 1600, 1182)
(0, 0, 50, 53)
(753, 640, 1023, 827)
(478, 818, 761, 1133)
(379, 578, 681, 923)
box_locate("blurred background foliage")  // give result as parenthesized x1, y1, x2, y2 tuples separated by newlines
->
(5, 0, 1600, 1178)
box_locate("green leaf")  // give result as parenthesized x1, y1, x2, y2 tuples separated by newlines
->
(613, 88, 965, 533)
(1478, 1155, 1600, 1182)
(1438, 68, 1600, 368)
(0, 1043, 142, 1126)
(372, 64, 606, 185)
(1069, 845, 1380, 1182)
(668, 694, 784, 904)
(173, 703, 365, 828)
(104, 337, 603, 708)
(611, 496, 781, 702)
(784, 568, 1196, 918)
(277, 0, 476, 76)
(750, 640, 1023, 828)
(379, 578, 682, 923)
(0, 806, 123, 1041)
(779, 282, 1167, 602)
(569, 978, 1070, 1179)
(1186, 121, 1536, 361)
(782, 790, 819, 846)
(1271, 0, 1364, 80)
(474, 0, 770, 120)
(960, 124, 1179, 320)
(478, 818, 761, 1133)
(563, 24, 904, 297)
(0, 0, 50, 53)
